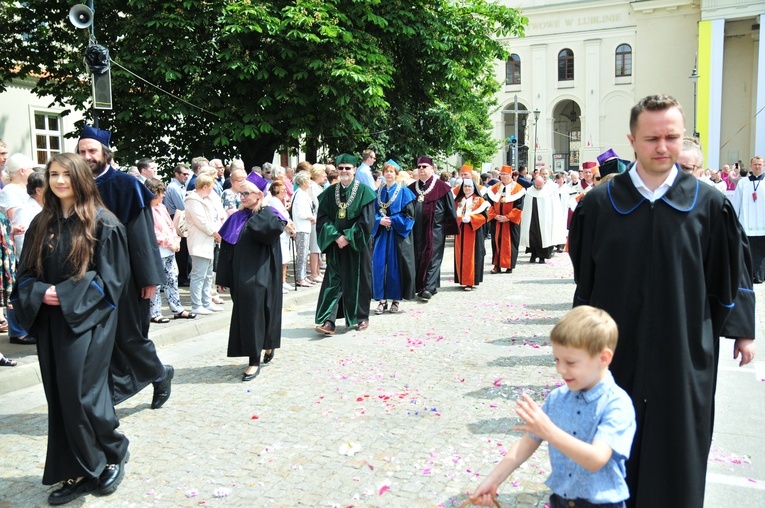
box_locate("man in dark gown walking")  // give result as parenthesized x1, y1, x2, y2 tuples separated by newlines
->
(569, 95, 756, 508)
(408, 156, 458, 300)
(78, 126, 173, 409)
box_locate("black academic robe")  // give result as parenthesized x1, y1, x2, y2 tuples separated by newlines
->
(96, 167, 166, 404)
(217, 207, 285, 362)
(11, 211, 130, 485)
(569, 169, 756, 508)
(408, 178, 459, 294)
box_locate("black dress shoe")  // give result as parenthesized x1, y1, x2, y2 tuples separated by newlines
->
(419, 290, 433, 300)
(263, 350, 274, 364)
(357, 320, 369, 331)
(242, 364, 261, 381)
(48, 477, 97, 505)
(98, 451, 129, 496)
(151, 365, 174, 409)
(530, 256, 537, 263)
(9, 335, 36, 345)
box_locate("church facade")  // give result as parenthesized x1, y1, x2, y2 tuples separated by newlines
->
(491, 0, 765, 172)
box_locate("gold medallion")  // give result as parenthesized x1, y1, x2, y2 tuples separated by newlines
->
(418, 195, 425, 203)
(380, 207, 387, 216)
(338, 207, 347, 219)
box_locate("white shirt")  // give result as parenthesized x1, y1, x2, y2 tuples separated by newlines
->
(628, 164, 678, 202)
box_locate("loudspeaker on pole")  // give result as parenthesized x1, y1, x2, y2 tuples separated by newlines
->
(68, 4, 94, 30)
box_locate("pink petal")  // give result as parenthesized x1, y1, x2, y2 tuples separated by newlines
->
(379, 485, 390, 495)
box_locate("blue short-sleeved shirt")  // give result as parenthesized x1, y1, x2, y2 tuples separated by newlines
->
(530, 370, 636, 503)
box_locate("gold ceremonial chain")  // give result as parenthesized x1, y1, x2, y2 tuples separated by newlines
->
(415, 176, 438, 203)
(377, 182, 402, 216)
(335, 180, 360, 219)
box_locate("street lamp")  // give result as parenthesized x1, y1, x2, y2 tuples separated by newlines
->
(533, 108, 540, 171)
(690, 64, 699, 139)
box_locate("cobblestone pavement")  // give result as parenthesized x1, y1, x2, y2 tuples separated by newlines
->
(1, 241, 764, 507)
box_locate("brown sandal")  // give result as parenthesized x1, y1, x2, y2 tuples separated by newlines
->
(389, 301, 400, 313)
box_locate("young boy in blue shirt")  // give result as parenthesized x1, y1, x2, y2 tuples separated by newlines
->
(469, 306, 636, 508)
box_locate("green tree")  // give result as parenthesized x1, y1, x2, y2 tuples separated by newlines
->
(0, 0, 525, 171)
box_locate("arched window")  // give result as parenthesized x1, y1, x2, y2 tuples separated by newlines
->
(615, 44, 632, 77)
(558, 49, 574, 81)
(505, 54, 521, 85)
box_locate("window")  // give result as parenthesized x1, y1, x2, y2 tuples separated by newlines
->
(615, 44, 632, 77)
(34, 112, 62, 164)
(558, 49, 574, 81)
(505, 54, 521, 85)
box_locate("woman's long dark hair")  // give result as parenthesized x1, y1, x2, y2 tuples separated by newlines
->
(24, 153, 105, 280)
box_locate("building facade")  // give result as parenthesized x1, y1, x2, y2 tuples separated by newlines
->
(492, 0, 764, 172)
(0, 78, 85, 166)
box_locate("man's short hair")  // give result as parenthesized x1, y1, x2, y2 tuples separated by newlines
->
(174, 163, 189, 175)
(550, 306, 619, 357)
(191, 157, 209, 174)
(629, 94, 684, 136)
(751, 156, 764, 165)
(136, 157, 153, 171)
(362, 149, 375, 161)
(26, 171, 45, 195)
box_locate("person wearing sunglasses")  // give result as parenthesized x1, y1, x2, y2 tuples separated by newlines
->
(407, 156, 459, 301)
(217, 178, 286, 381)
(313, 154, 377, 335)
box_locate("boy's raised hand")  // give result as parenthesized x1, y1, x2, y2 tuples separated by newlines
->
(513, 393, 555, 440)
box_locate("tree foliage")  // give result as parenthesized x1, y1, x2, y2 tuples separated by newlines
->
(0, 0, 526, 171)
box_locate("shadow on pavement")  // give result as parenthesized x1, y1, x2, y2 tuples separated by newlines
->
(488, 336, 549, 347)
(487, 356, 552, 368)
(464, 384, 550, 403)
(466, 416, 526, 436)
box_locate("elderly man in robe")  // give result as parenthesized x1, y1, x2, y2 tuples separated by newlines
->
(408, 156, 459, 300)
(520, 175, 565, 264)
(314, 154, 377, 334)
(486, 165, 524, 273)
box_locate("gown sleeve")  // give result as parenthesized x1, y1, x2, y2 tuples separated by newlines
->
(316, 193, 342, 252)
(390, 201, 415, 238)
(12, 217, 130, 334)
(127, 206, 165, 288)
(568, 198, 594, 307)
(246, 208, 285, 245)
(709, 199, 756, 339)
(442, 191, 460, 236)
(216, 240, 235, 289)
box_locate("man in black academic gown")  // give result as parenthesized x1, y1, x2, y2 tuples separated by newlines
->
(408, 156, 459, 300)
(569, 95, 756, 508)
(78, 126, 173, 409)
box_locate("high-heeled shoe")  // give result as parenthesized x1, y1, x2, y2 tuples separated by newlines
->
(263, 350, 274, 364)
(242, 365, 261, 382)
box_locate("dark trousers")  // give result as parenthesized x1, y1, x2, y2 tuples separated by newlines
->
(550, 493, 626, 508)
(176, 237, 191, 284)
